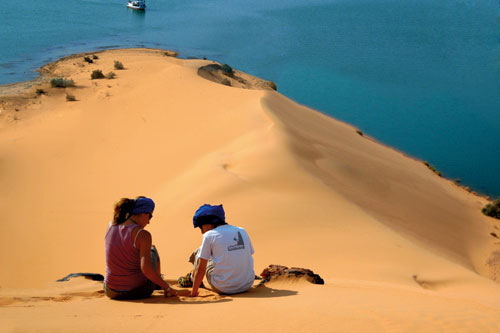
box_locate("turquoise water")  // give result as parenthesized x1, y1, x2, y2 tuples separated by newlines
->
(1, 0, 499, 197)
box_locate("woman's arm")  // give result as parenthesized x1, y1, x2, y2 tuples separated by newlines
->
(135, 230, 181, 296)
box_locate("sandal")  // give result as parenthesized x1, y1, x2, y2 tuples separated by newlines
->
(178, 273, 193, 288)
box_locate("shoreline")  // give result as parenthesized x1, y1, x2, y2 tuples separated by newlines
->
(0, 49, 496, 282)
(0, 48, 494, 201)
(1, 47, 499, 331)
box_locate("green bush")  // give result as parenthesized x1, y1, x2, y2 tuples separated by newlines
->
(221, 64, 234, 76)
(423, 162, 442, 177)
(84, 56, 93, 64)
(66, 94, 76, 102)
(106, 72, 116, 79)
(114, 61, 124, 70)
(92, 54, 99, 60)
(482, 198, 500, 219)
(91, 69, 105, 80)
(51, 78, 75, 88)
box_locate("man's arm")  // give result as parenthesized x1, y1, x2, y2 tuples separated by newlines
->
(190, 258, 208, 297)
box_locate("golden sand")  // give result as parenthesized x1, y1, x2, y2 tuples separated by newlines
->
(1, 48, 499, 331)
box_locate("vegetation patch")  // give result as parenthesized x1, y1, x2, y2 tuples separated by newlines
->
(267, 81, 277, 91)
(106, 72, 116, 79)
(221, 64, 234, 76)
(51, 78, 75, 88)
(114, 61, 124, 70)
(66, 94, 76, 102)
(356, 130, 363, 136)
(163, 51, 179, 57)
(84, 56, 94, 64)
(197, 63, 277, 91)
(36, 88, 46, 95)
(92, 54, 99, 60)
(91, 70, 105, 80)
(482, 198, 500, 219)
(423, 162, 442, 177)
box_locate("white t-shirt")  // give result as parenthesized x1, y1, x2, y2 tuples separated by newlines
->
(199, 224, 255, 294)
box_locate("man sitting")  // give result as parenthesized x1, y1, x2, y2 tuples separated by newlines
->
(181, 204, 255, 296)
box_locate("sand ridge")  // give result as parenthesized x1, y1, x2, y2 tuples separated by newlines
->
(1, 48, 499, 331)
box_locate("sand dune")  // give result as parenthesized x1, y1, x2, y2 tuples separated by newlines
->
(1, 48, 499, 331)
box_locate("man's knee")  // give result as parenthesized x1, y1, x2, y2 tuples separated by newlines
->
(188, 248, 200, 265)
(151, 245, 160, 271)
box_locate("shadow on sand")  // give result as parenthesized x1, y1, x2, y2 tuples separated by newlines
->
(233, 284, 298, 298)
(127, 284, 297, 304)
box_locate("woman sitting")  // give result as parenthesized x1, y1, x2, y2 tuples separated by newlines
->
(104, 196, 181, 299)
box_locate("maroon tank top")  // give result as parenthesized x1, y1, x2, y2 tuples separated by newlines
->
(104, 223, 147, 291)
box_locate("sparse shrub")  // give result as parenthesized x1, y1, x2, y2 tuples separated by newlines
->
(221, 78, 231, 86)
(163, 51, 178, 57)
(114, 61, 124, 70)
(106, 72, 116, 79)
(91, 69, 105, 80)
(51, 78, 75, 88)
(84, 56, 94, 64)
(221, 64, 234, 76)
(268, 81, 277, 91)
(36, 88, 46, 95)
(482, 198, 500, 219)
(92, 54, 99, 60)
(66, 94, 76, 102)
(423, 162, 442, 177)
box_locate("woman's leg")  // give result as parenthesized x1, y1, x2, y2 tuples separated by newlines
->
(104, 280, 156, 300)
(104, 246, 160, 300)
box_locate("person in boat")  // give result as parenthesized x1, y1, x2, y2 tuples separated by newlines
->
(179, 204, 255, 296)
(104, 196, 183, 299)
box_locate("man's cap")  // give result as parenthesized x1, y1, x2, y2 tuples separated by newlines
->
(193, 204, 225, 228)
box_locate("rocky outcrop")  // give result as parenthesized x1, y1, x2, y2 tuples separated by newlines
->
(197, 63, 277, 91)
(258, 264, 324, 286)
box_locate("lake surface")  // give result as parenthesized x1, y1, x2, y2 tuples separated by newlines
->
(1, 0, 499, 197)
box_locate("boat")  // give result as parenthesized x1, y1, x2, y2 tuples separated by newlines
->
(127, 0, 146, 10)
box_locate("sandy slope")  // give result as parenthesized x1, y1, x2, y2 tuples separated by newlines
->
(0, 48, 499, 331)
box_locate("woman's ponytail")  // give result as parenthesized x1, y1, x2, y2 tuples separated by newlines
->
(113, 198, 136, 225)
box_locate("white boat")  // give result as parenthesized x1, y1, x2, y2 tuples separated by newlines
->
(127, 0, 146, 10)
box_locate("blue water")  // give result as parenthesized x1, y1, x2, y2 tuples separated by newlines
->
(1, 0, 499, 197)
